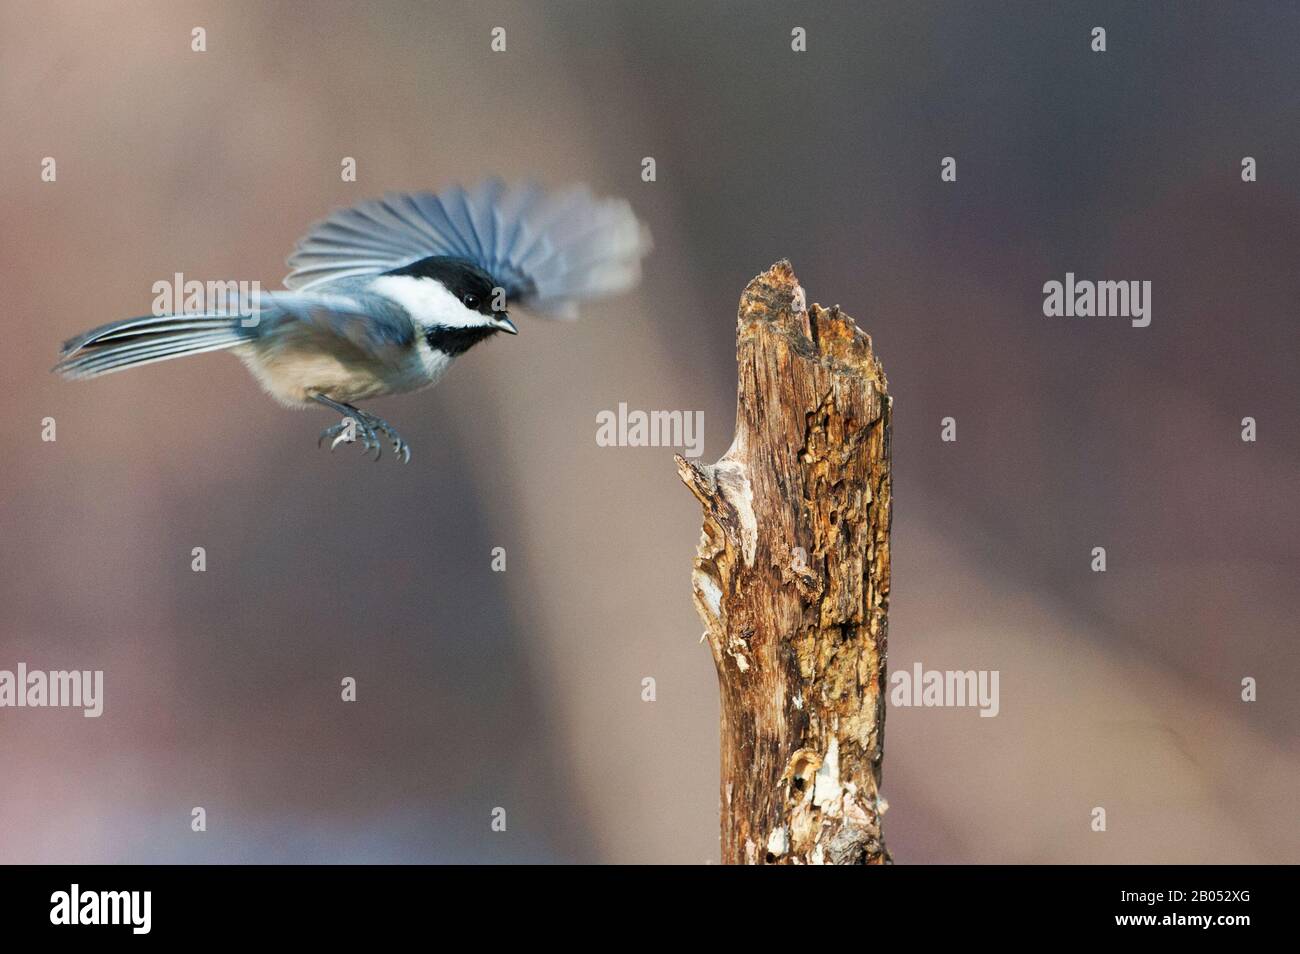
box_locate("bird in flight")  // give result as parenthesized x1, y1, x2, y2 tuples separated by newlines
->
(54, 180, 651, 461)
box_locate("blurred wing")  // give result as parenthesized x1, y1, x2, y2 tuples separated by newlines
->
(283, 179, 651, 318)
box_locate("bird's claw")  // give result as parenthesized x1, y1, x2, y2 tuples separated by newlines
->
(316, 411, 410, 463)
(367, 417, 411, 463)
(318, 420, 346, 449)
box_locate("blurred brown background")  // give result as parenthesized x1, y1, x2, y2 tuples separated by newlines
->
(0, 1, 1296, 863)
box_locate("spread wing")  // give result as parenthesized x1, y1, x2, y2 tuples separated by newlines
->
(283, 179, 651, 319)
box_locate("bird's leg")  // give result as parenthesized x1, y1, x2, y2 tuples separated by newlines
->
(311, 394, 410, 463)
(311, 393, 382, 460)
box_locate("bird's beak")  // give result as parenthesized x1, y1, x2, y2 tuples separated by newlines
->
(494, 314, 519, 335)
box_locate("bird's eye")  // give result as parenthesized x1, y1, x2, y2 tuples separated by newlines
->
(462, 293, 480, 309)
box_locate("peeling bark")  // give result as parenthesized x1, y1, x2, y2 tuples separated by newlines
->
(678, 260, 891, 865)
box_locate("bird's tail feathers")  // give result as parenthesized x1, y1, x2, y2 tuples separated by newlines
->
(54, 313, 251, 379)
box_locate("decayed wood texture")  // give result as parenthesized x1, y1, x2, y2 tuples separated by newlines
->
(677, 261, 891, 865)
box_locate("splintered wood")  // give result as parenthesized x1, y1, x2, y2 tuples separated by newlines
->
(677, 260, 891, 865)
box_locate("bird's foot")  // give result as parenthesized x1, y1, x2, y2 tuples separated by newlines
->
(311, 395, 410, 463)
(318, 414, 382, 460)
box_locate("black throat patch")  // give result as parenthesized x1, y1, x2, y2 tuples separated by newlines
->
(423, 325, 499, 357)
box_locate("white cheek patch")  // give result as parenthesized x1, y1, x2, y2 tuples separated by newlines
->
(368, 275, 492, 330)
(414, 335, 454, 380)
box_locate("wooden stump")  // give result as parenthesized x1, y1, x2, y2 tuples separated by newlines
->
(677, 260, 892, 865)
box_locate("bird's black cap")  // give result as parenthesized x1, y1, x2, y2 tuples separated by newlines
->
(383, 256, 501, 318)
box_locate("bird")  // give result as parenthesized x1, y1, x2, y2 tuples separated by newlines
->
(54, 179, 651, 462)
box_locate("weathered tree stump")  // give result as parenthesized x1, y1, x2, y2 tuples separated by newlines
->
(677, 260, 891, 865)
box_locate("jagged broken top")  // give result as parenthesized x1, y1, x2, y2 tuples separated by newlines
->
(738, 260, 887, 394)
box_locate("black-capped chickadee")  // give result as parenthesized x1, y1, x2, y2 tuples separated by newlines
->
(54, 180, 651, 461)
